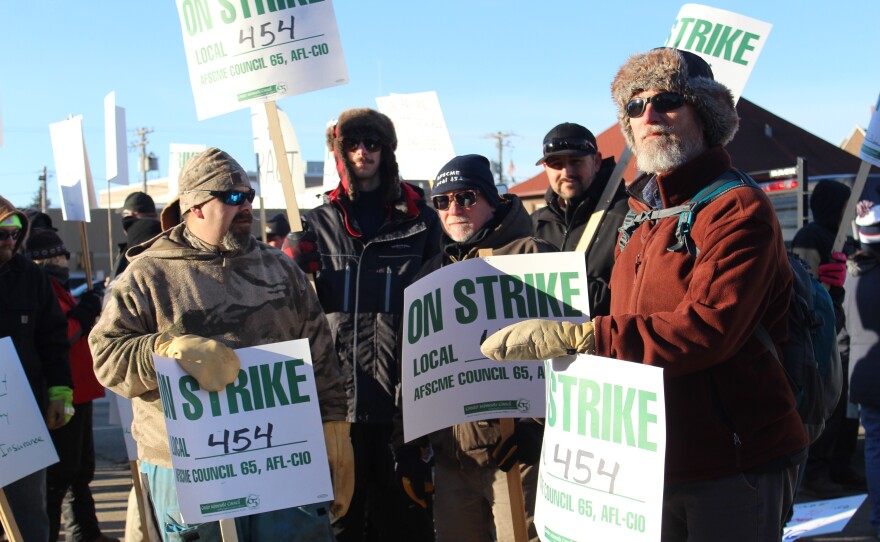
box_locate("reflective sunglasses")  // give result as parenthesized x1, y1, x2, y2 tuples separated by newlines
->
(0, 229, 22, 241)
(542, 137, 596, 156)
(209, 188, 256, 206)
(625, 92, 686, 118)
(432, 190, 479, 211)
(341, 137, 382, 153)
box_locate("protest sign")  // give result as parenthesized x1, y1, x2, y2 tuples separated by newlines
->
(402, 252, 590, 442)
(104, 92, 129, 185)
(107, 392, 138, 461)
(251, 104, 306, 205)
(168, 143, 208, 198)
(859, 93, 880, 168)
(49, 115, 97, 222)
(154, 339, 332, 523)
(175, 0, 348, 120)
(376, 91, 455, 181)
(0, 337, 59, 489)
(664, 4, 772, 104)
(783, 494, 867, 541)
(536, 354, 666, 542)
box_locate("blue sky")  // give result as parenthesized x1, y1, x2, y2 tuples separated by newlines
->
(1, 1, 877, 209)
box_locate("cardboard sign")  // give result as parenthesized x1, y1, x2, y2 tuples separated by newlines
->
(167, 143, 208, 198)
(536, 354, 666, 542)
(251, 104, 306, 204)
(376, 91, 456, 182)
(401, 253, 590, 442)
(154, 340, 332, 523)
(665, 4, 772, 104)
(859, 93, 880, 168)
(49, 115, 97, 222)
(175, 0, 349, 120)
(0, 337, 59, 488)
(104, 92, 129, 185)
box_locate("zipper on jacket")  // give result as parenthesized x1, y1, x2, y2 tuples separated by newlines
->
(634, 252, 642, 280)
(384, 267, 392, 312)
(343, 263, 352, 313)
(733, 433, 742, 446)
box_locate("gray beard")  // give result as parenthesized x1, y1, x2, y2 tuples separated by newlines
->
(635, 129, 705, 174)
(221, 229, 251, 252)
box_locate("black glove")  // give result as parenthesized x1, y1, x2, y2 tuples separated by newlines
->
(394, 445, 433, 509)
(68, 290, 102, 332)
(490, 420, 544, 472)
(282, 230, 322, 274)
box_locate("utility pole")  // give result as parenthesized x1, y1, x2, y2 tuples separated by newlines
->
(484, 131, 515, 185)
(39, 167, 48, 212)
(131, 127, 154, 193)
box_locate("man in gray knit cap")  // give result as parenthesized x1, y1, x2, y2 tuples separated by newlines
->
(481, 48, 807, 541)
(90, 147, 353, 541)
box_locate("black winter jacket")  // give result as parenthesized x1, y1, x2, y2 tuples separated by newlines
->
(531, 157, 629, 317)
(844, 248, 880, 407)
(304, 182, 442, 424)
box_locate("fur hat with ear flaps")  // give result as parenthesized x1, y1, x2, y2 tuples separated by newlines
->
(326, 108, 401, 203)
(611, 48, 739, 150)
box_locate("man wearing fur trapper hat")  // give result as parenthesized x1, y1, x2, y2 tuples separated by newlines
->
(480, 48, 808, 541)
(282, 108, 441, 541)
(90, 148, 353, 541)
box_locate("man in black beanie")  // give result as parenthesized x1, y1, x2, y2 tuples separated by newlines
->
(283, 108, 442, 541)
(392, 154, 555, 542)
(111, 191, 158, 279)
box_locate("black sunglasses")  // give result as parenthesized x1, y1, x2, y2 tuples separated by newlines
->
(543, 137, 596, 156)
(432, 190, 479, 211)
(0, 229, 22, 241)
(341, 137, 382, 153)
(209, 188, 256, 206)
(625, 92, 686, 118)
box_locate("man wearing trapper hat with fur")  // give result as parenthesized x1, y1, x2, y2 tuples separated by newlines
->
(481, 48, 808, 540)
(90, 147, 353, 542)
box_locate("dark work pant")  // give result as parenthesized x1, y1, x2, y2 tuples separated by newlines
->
(47, 401, 103, 542)
(332, 423, 434, 542)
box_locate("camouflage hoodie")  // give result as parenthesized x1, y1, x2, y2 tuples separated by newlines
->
(90, 222, 347, 467)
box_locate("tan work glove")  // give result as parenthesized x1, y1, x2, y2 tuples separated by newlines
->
(154, 333, 240, 392)
(481, 320, 595, 361)
(324, 421, 355, 518)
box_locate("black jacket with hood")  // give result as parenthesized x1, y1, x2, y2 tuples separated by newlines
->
(531, 157, 629, 317)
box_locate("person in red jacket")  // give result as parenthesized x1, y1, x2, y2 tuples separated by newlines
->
(481, 48, 808, 541)
(26, 228, 117, 542)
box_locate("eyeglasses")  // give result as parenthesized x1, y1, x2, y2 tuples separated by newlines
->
(432, 190, 479, 211)
(341, 137, 382, 153)
(542, 138, 596, 156)
(625, 92, 686, 118)
(0, 229, 22, 241)
(202, 189, 256, 206)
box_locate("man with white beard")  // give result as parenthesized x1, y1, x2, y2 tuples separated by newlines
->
(480, 48, 808, 541)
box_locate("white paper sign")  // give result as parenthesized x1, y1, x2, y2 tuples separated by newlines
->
(859, 94, 880, 168)
(401, 253, 590, 442)
(0, 337, 59, 488)
(175, 0, 349, 120)
(49, 115, 96, 222)
(107, 392, 138, 461)
(168, 144, 208, 198)
(664, 4, 772, 104)
(322, 119, 341, 189)
(251, 104, 305, 204)
(536, 355, 666, 542)
(783, 494, 867, 540)
(376, 91, 455, 181)
(153, 340, 332, 523)
(104, 92, 129, 185)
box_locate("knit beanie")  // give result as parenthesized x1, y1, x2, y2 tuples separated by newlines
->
(432, 154, 501, 207)
(326, 108, 401, 203)
(25, 228, 70, 260)
(611, 47, 739, 149)
(856, 205, 880, 245)
(178, 148, 251, 214)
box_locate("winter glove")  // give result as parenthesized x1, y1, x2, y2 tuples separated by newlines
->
(818, 252, 847, 288)
(481, 320, 595, 361)
(490, 420, 544, 472)
(153, 333, 240, 392)
(47, 385, 74, 429)
(394, 445, 434, 509)
(282, 230, 322, 274)
(323, 421, 355, 518)
(68, 289, 102, 332)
